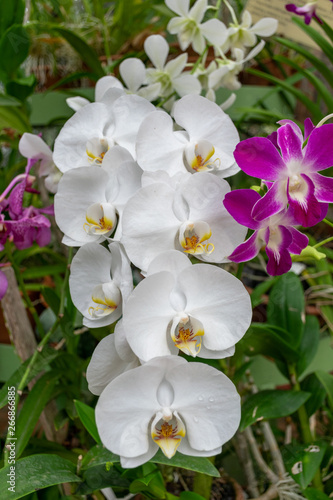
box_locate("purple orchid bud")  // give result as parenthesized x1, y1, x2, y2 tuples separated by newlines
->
(285, 2, 322, 25)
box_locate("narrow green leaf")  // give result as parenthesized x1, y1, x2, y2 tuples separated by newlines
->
(240, 390, 311, 431)
(21, 264, 66, 279)
(247, 68, 322, 122)
(0, 93, 21, 106)
(315, 371, 333, 412)
(74, 400, 101, 443)
(0, 105, 31, 133)
(15, 371, 59, 458)
(0, 347, 61, 409)
(296, 316, 320, 377)
(250, 277, 278, 308)
(301, 373, 326, 417)
(292, 17, 333, 65)
(46, 25, 105, 78)
(274, 36, 333, 88)
(235, 106, 286, 120)
(0, 454, 81, 499)
(283, 441, 327, 489)
(267, 272, 305, 347)
(319, 20, 333, 44)
(151, 449, 220, 477)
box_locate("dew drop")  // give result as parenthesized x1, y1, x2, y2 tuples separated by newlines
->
(207, 405, 211, 410)
(208, 397, 215, 402)
(198, 396, 204, 402)
(193, 417, 199, 423)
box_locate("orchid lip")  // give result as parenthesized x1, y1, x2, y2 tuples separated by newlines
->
(88, 281, 121, 318)
(179, 220, 214, 255)
(184, 140, 221, 173)
(170, 314, 204, 357)
(84, 202, 117, 236)
(86, 137, 110, 165)
(151, 412, 186, 459)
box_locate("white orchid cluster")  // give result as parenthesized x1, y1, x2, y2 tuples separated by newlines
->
(66, 0, 278, 110)
(41, 87, 254, 467)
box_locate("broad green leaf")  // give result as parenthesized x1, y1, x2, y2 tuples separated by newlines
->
(246, 68, 322, 122)
(250, 277, 278, 308)
(78, 463, 130, 495)
(267, 272, 305, 347)
(315, 371, 333, 412)
(0, 26, 30, 80)
(81, 444, 120, 470)
(0, 347, 61, 409)
(304, 487, 331, 500)
(6, 75, 37, 102)
(0, 0, 25, 38)
(238, 323, 299, 364)
(283, 441, 327, 489)
(74, 400, 101, 443)
(274, 36, 333, 88)
(151, 449, 220, 477)
(0, 93, 21, 106)
(240, 390, 311, 431)
(0, 454, 81, 499)
(45, 25, 105, 78)
(130, 470, 166, 498)
(301, 373, 326, 417)
(180, 493, 206, 500)
(15, 371, 59, 459)
(296, 316, 320, 377)
(0, 104, 31, 133)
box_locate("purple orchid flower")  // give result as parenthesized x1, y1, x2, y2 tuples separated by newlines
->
(223, 189, 309, 276)
(0, 269, 8, 300)
(286, 2, 322, 25)
(234, 120, 333, 228)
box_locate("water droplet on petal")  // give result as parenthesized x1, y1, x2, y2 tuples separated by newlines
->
(193, 417, 198, 423)
(208, 397, 215, 402)
(198, 396, 203, 402)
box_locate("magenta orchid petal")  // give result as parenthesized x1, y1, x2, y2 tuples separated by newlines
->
(0, 270, 8, 300)
(304, 117, 315, 140)
(251, 182, 286, 221)
(265, 225, 293, 276)
(223, 189, 261, 230)
(287, 173, 324, 227)
(287, 227, 309, 255)
(267, 130, 278, 148)
(311, 172, 333, 203)
(277, 123, 303, 163)
(234, 137, 286, 180)
(228, 232, 260, 263)
(304, 124, 333, 171)
(8, 180, 26, 218)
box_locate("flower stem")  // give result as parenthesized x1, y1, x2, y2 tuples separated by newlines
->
(313, 236, 333, 249)
(323, 218, 333, 229)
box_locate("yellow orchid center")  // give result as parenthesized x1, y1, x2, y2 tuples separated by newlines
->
(151, 413, 186, 459)
(83, 203, 116, 236)
(88, 281, 121, 318)
(179, 220, 214, 255)
(86, 137, 109, 164)
(184, 140, 221, 173)
(170, 314, 204, 357)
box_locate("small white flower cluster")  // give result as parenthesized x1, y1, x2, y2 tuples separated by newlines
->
(23, 87, 254, 467)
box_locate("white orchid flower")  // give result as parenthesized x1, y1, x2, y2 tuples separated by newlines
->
(166, 0, 228, 54)
(121, 171, 247, 272)
(209, 41, 266, 92)
(221, 3, 278, 55)
(122, 250, 251, 361)
(86, 320, 140, 395)
(69, 242, 133, 328)
(144, 35, 201, 100)
(96, 355, 240, 467)
(136, 94, 239, 178)
(53, 93, 155, 172)
(19, 133, 62, 193)
(55, 146, 142, 246)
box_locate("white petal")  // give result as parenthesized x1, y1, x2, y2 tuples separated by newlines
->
(120, 58, 146, 92)
(241, 10, 252, 28)
(144, 35, 169, 70)
(112, 94, 155, 158)
(147, 250, 191, 277)
(54, 166, 109, 245)
(109, 241, 133, 303)
(66, 96, 90, 112)
(177, 264, 251, 351)
(136, 111, 187, 175)
(165, 0, 189, 16)
(250, 18, 278, 37)
(121, 183, 181, 272)
(200, 19, 228, 47)
(189, 0, 207, 23)
(192, 31, 206, 55)
(165, 53, 187, 78)
(172, 73, 201, 97)
(114, 319, 138, 362)
(138, 82, 162, 102)
(167, 362, 240, 451)
(244, 40, 265, 62)
(19, 133, 53, 175)
(95, 75, 123, 101)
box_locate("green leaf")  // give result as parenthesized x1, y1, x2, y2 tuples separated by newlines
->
(0, 347, 61, 409)
(0, 25, 30, 80)
(274, 36, 333, 88)
(81, 444, 120, 470)
(74, 400, 101, 443)
(0, 0, 24, 37)
(21, 264, 66, 280)
(283, 441, 327, 489)
(151, 449, 220, 477)
(0, 104, 31, 133)
(78, 463, 130, 495)
(315, 371, 333, 412)
(267, 272, 305, 347)
(292, 17, 333, 66)
(6, 74, 37, 102)
(240, 390, 311, 431)
(0, 93, 21, 106)
(0, 454, 81, 499)
(130, 470, 166, 499)
(15, 371, 59, 459)
(304, 487, 331, 500)
(45, 25, 105, 78)
(301, 373, 326, 417)
(296, 316, 320, 377)
(180, 493, 206, 500)
(250, 277, 278, 308)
